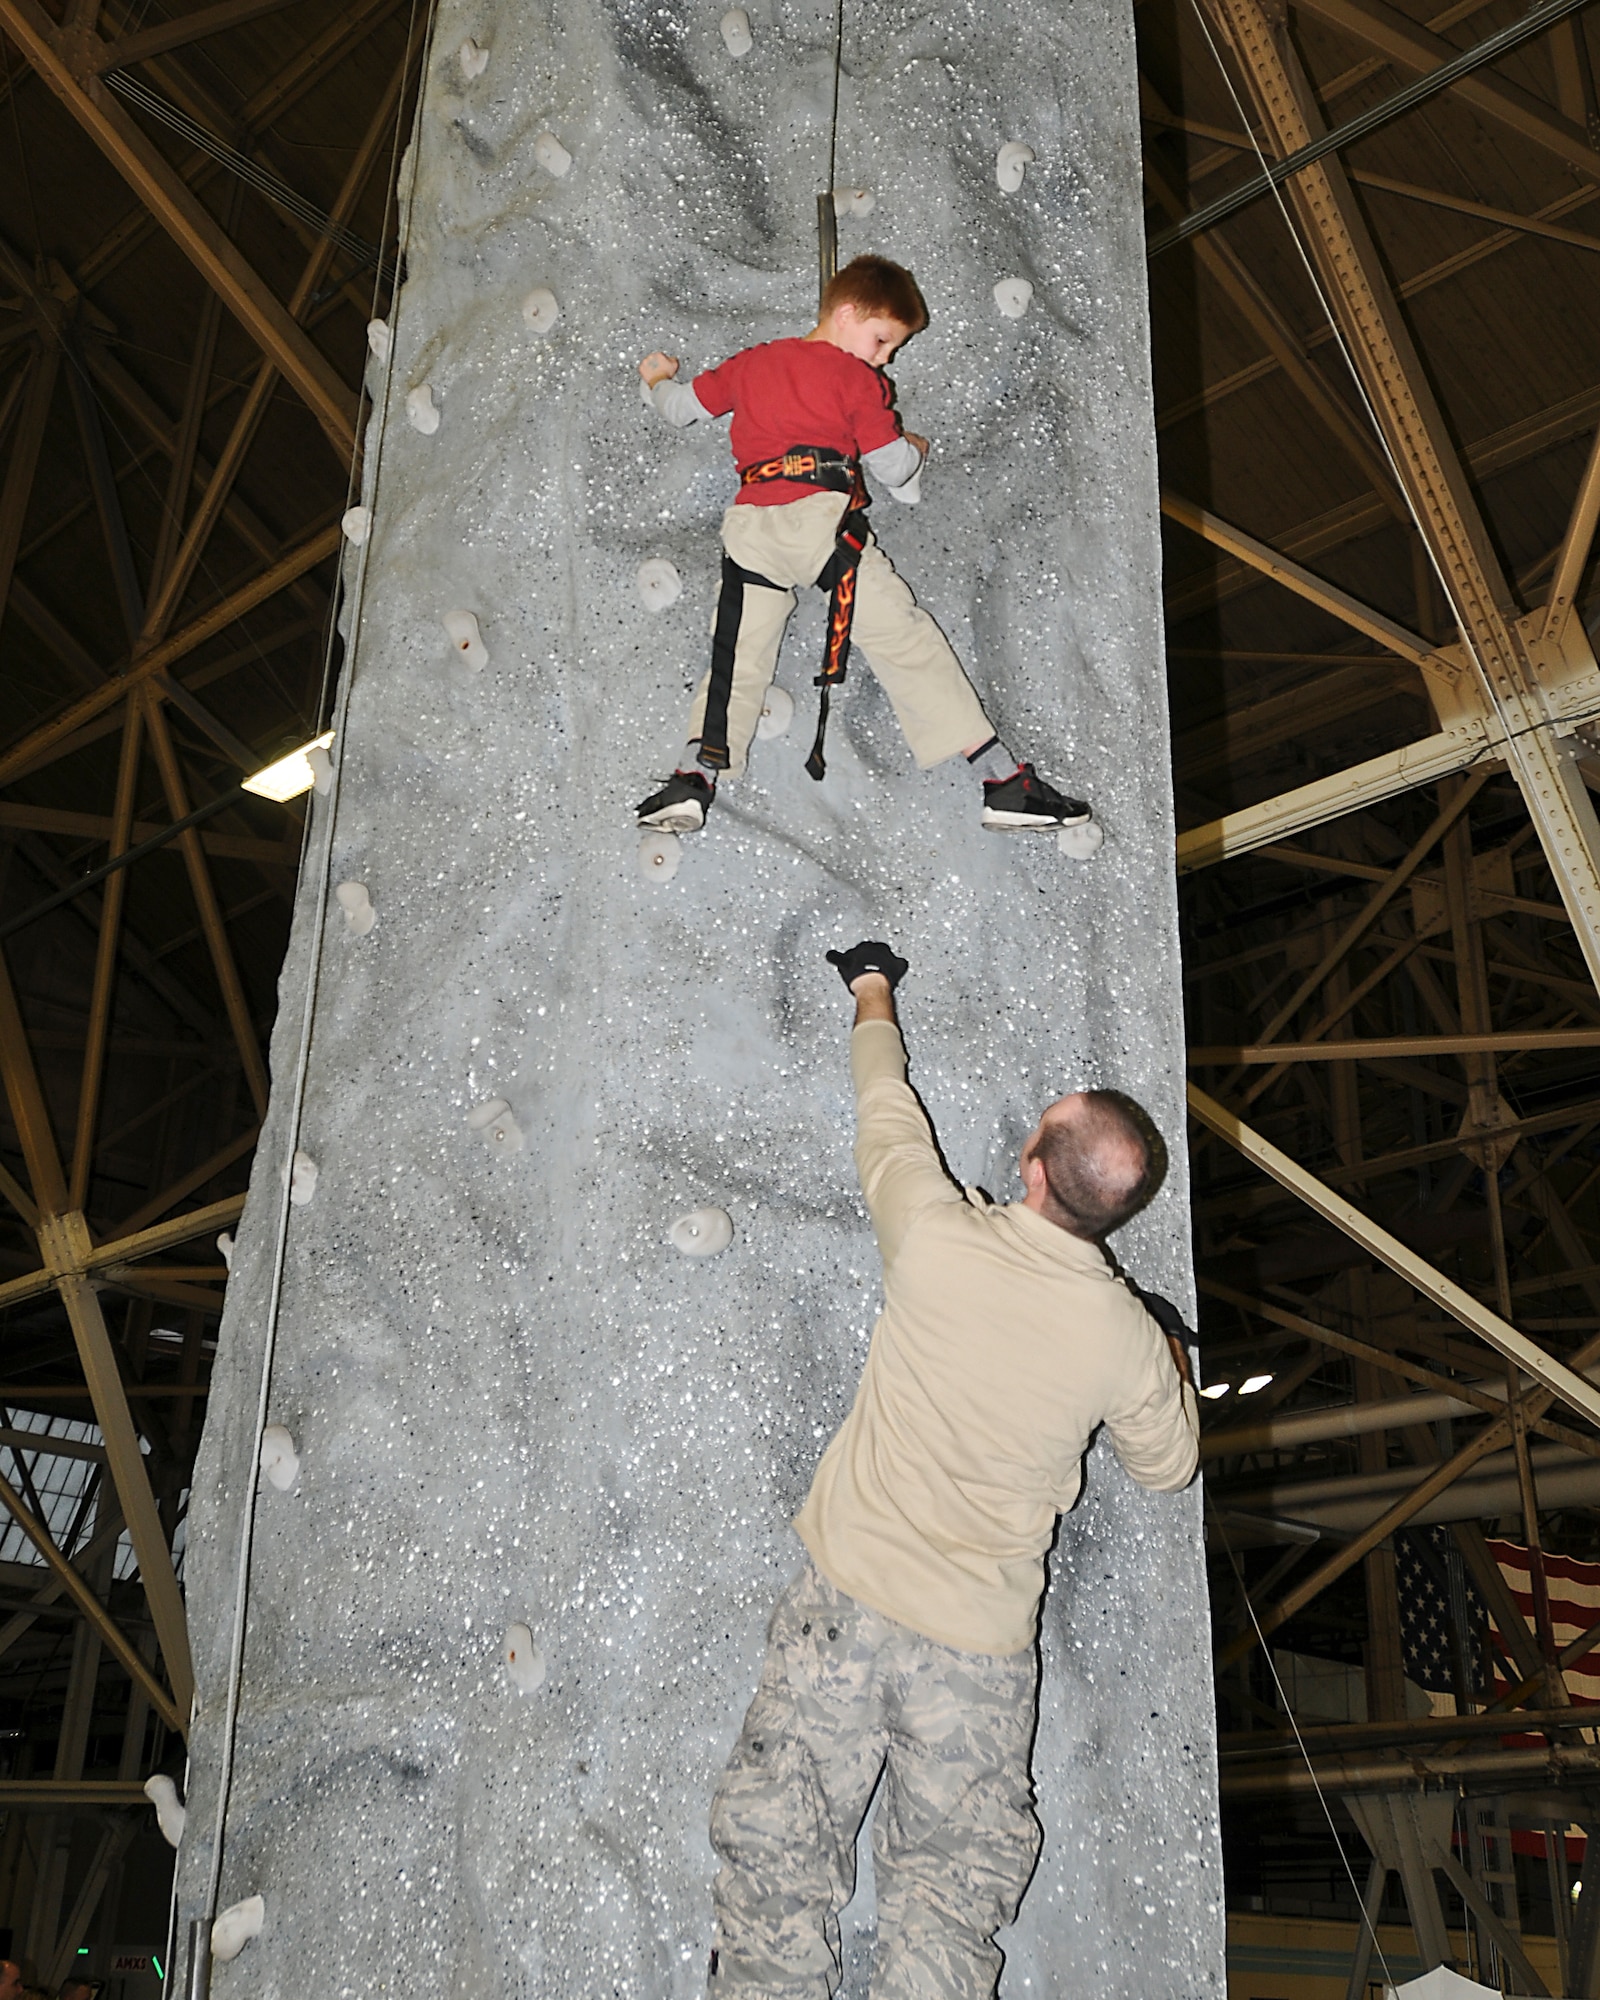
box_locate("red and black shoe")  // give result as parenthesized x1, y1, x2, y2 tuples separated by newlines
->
(981, 763, 1090, 832)
(637, 769, 715, 832)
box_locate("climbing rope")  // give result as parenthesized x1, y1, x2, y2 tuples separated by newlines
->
(818, 0, 847, 302)
(181, 0, 444, 1986)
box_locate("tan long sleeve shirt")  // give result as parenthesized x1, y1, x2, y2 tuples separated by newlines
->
(794, 1019, 1200, 1657)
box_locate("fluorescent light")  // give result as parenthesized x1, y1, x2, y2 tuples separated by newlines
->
(243, 730, 334, 802)
(1199, 1381, 1231, 1400)
(1239, 1372, 1274, 1395)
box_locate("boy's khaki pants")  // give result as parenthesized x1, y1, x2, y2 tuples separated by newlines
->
(686, 492, 995, 778)
(707, 1564, 1042, 2000)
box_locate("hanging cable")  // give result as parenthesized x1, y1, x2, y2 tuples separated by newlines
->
(1213, 1507, 1398, 1990)
(1182, 0, 1555, 825)
(174, 4, 438, 1988)
(105, 71, 396, 281)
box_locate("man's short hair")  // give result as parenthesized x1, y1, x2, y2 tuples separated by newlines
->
(1035, 1091, 1159, 1238)
(821, 255, 928, 334)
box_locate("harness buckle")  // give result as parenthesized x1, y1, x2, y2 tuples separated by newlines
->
(780, 450, 814, 479)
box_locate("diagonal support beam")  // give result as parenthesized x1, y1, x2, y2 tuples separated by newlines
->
(1292, 0, 1600, 184)
(69, 698, 142, 1211)
(0, 520, 339, 790)
(1199, 0, 1600, 994)
(62, 340, 142, 640)
(1161, 492, 1442, 667)
(0, 1462, 180, 1730)
(43, 1217, 194, 1726)
(1188, 1083, 1600, 1426)
(141, 691, 269, 1116)
(0, 342, 60, 620)
(1175, 725, 1494, 870)
(0, 0, 355, 457)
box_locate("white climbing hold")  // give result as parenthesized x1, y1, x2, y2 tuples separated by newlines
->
(365, 318, 390, 362)
(288, 1150, 318, 1206)
(144, 1774, 186, 1848)
(994, 277, 1034, 319)
(1057, 820, 1106, 859)
(996, 141, 1036, 193)
(756, 685, 794, 739)
(216, 1231, 234, 1270)
(637, 830, 681, 882)
(459, 36, 488, 78)
(259, 1424, 300, 1492)
(669, 1206, 733, 1257)
(335, 880, 376, 936)
(534, 131, 571, 177)
(466, 1096, 524, 1155)
(503, 1622, 547, 1692)
(340, 505, 371, 546)
(407, 383, 441, 434)
(211, 1896, 265, 1964)
(306, 744, 333, 796)
(833, 188, 875, 217)
(720, 8, 753, 56)
(637, 559, 682, 613)
(442, 608, 489, 672)
(521, 286, 559, 334)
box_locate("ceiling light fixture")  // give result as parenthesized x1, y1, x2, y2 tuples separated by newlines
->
(1199, 1381, 1231, 1401)
(243, 731, 334, 803)
(1238, 1373, 1274, 1396)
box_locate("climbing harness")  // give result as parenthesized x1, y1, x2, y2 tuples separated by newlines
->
(696, 447, 870, 782)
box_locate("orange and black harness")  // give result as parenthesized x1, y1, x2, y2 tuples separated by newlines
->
(697, 446, 870, 783)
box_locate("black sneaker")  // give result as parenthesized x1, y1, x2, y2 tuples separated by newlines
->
(981, 763, 1090, 832)
(637, 769, 715, 832)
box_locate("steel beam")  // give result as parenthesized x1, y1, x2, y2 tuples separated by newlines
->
(1198, 0, 1600, 992)
(0, 1466, 180, 1731)
(1161, 493, 1442, 667)
(1175, 726, 1493, 870)
(0, 520, 338, 789)
(1188, 1084, 1600, 1424)
(0, 0, 355, 456)
(1193, 1027, 1600, 1061)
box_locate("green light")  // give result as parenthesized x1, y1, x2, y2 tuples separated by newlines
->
(151, 1955, 164, 1980)
(77, 1948, 89, 1955)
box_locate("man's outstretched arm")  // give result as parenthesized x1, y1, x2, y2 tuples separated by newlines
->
(826, 942, 962, 1266)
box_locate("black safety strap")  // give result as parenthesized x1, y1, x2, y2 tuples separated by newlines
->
(698, 553, 782, 772)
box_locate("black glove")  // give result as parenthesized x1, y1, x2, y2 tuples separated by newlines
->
(826, 941, 909, 991)
(1137, 1289, 1193, 1343)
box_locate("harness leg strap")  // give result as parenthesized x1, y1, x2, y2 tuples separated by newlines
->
(804, 511, 868, 782)
(699, 552, 782, 772)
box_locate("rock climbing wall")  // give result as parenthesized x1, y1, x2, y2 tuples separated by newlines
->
(175, 2, 1222, 1993)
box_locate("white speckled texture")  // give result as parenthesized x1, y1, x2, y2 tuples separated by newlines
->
(177, 2, 1222, 1993)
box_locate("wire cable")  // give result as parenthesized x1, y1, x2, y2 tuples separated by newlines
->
(105, 70, 395, 280)
(1212, 1506, 1398, 1989)
(183, 0, 437, 1964)
(1182, 0, 1574, 848)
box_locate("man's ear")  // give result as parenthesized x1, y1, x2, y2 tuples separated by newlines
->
(1021, 1148, 1047, 1197)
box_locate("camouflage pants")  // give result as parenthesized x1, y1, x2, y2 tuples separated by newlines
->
(708, 1564, 1042, 2000)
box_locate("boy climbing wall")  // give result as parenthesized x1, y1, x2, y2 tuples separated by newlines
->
(635, 255, 1091, 836)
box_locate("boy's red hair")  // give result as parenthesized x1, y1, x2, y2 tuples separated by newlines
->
(821, 255, 928, 334)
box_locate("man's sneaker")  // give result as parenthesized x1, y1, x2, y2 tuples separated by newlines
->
(637, 769, 715, 832)
(981, 764, 1091, 832)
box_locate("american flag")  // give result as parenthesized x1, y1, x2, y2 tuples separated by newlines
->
(1396, 1525, 1489, 1695)
(1487, 1537, 1600, 1707)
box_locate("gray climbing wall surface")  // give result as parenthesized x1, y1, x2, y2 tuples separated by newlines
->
(176, 2, 1223, 1993)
